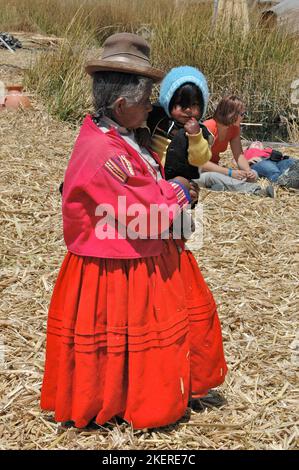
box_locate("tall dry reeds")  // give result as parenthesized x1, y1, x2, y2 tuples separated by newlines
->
(4, 0, 296, 138)
(150, 4, 298, 125)
(24, 9, 95, 122)
(0, 0, 175, 38)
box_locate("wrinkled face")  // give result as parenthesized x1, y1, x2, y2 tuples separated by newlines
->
(113, 88, 153, 129)
(170, 103, 201, 125)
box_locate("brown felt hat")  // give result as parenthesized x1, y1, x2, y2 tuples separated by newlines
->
(85, 32, 164, 82)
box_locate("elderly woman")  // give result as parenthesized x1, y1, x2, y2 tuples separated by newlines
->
(40, 33, 227, 430)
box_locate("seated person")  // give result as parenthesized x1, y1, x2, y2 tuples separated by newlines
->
(203, 95, 256, 180)
(200, 96, 274, 197)
(244, 141, 299, 189)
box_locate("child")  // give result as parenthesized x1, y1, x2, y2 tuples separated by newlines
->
(133, 66, 211, 238)
(41, 36, 227, 430)
(142, 66, 213, 180)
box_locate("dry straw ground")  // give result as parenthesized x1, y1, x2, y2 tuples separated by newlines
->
(0, 37, 298, 450)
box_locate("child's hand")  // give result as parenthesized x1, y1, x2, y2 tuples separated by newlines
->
(184, 117, 201, 135)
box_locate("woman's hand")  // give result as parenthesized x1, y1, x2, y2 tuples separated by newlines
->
(231, 169, 248, 180)
(172, 176, 190, 187)
(172, 176, 199, 204)
(184, 117, 201, 135)
(189, 180, 199, 203)
(245, 169, 257, 182)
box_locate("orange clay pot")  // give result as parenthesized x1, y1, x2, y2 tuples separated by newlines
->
(4, 85, 31, 110)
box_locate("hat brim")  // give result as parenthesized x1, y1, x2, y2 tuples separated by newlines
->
(85, 60, 164, 83)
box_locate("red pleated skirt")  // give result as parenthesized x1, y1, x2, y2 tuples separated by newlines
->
(40, 240, 227, 429)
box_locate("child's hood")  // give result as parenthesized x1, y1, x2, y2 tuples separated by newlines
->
(158, 66, 209, 119)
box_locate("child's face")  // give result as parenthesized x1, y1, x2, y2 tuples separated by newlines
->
(170, 103, 201, 125)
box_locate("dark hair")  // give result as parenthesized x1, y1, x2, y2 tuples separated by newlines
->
(92, 71, 153, 118)
(169, 83, 204, 118)
(213, 95, 245, 126)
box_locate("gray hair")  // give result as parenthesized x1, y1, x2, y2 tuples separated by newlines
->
(92, 71, 153, 118)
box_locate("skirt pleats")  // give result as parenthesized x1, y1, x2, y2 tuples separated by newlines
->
(41, 241, 227, 429)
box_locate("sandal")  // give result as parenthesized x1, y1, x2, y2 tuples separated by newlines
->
(188, 389, 227, 411)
